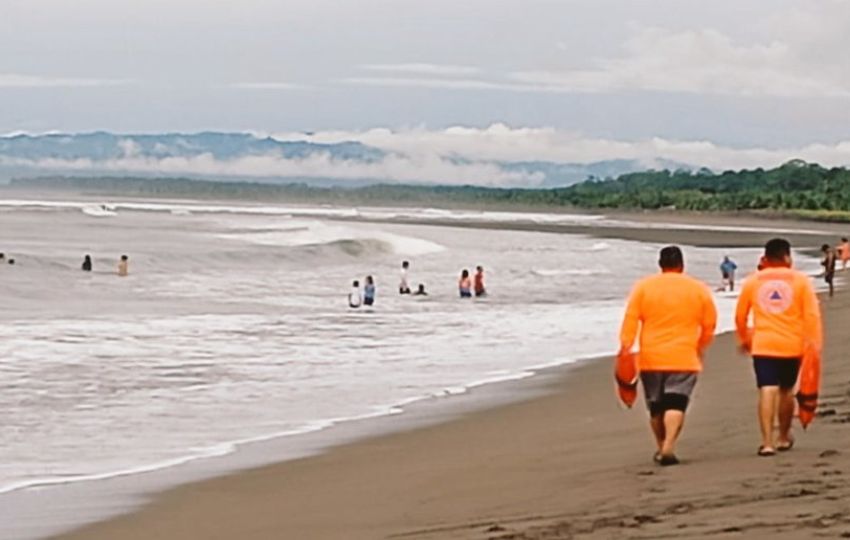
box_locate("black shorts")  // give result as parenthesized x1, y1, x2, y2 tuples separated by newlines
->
(640, 371, 698, 416)
(753, 357, 801, 389)
(825, 272, 835, 284)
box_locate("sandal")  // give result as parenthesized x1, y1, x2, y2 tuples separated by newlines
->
(777, 439, 795, 452)
(658, 454, 680, 466)
(757, 446, 776, 457)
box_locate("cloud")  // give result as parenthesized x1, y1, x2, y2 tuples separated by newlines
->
(6, 125, 850, 188)
(359, 63, 482, 76)
(0, 149, 540, 187)
(274, 124, 850, 172)
(343, 25, 850, 99)
(510, 27, 850, 98)
(0, 73, 132, 88)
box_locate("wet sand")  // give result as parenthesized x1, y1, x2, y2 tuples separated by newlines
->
(52, 221, 850, 540)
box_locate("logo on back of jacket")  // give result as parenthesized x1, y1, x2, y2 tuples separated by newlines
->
(757, 280, 794, 313)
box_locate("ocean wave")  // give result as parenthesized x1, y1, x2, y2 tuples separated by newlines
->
(531, 268, 611, 277)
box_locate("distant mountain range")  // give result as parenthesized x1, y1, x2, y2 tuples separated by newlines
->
(0, 132, 695, 187)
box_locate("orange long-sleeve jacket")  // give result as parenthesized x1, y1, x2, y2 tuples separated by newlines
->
(735, 267, 822, 358)
(620, 272, 717, 372)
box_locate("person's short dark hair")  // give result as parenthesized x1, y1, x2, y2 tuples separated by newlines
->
(402, 261, 409, 268)
(461, 269, 469, 278)
(353, 280, 359, 287)
(8, 258, 15, 265)
(764, 238, 791, 262)
(658, 246, 684, 270)
(121, 255, 128, 261)
(822, 244, 831, 252)
(476, 266, 483, 272)
(843, 237, 848, 242)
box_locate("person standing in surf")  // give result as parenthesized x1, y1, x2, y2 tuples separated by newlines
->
(459, 269, 472, 298)
(619, 246, 717, 466)
(735, 238, 822, 456)
(720, 256, 738, 292)
(118, 255, 129, 277)
(399, 261, 411, 295)
(474, 266, 486, 297)
(363, 275, 376, 306)
(82, 255, 93, 272)
(348, 280, 362, 309)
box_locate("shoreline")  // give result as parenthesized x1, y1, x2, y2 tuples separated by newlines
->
(4, 206, 846, 540)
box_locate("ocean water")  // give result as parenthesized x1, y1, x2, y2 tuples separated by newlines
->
(0, 200, 822, 500)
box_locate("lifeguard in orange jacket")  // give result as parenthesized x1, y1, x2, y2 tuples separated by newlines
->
(619, 246, 717, 466)
(735, 238, 823, 457)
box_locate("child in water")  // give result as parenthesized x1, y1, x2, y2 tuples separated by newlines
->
(363, 276, 376, 306)
(459, 269, 472, 298)
(399, 261, 411, 294)
(349, 280, 363, 309)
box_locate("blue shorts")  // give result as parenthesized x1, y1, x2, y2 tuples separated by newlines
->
(753, 357, 801, 389)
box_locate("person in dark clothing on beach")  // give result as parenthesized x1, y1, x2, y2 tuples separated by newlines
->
(82, 255, 93, 272)
(474, 266, 486, 297)
(822, 244, 837, 297)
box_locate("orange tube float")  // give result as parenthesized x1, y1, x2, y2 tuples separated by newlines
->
(615, 350, 638, 408)
(796, 346, 821, 429)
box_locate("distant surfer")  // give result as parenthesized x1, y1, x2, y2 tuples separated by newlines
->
(459, 269, 472, 298)
(719, 256, 738, 292)
(348, 280, 362, 309)
(363, 275, 376, 306)
(414, 283, 428, 296)
(399, 261, 411, 295)
(82, 255, 93, 272)
(618, 246, 717, 466)
(736, 238, 822, 456)
(118, 255, 129, 277)
(821, 244, 837, 298)
(474, 266, 486, 297)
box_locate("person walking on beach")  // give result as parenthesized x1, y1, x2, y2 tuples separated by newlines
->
(399, 261, 411, 295)
(735, 238, 822, 456)
(720, 255, 738, 292)
(459, 269, 472, 298)
(348, 280, 362, 309)
(82, 255, 93, 272)
(363, 275, 376, 306)
(619, 246, 717, 466)
(839, 237, 850, 271)
(118, 255, 129, 277)
(474, 266, 486, 297)
(821, 244, 837, 298)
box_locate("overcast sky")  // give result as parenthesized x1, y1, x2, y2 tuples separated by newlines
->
(2, 0, 850, 167)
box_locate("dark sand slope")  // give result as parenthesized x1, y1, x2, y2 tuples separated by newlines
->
(54, 288, 850, 540)
(52, 223, 850, 540)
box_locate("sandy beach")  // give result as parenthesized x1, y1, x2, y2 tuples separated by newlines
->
(45, 218, 850, 540)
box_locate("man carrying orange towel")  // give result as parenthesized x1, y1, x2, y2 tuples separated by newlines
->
(735, 238, 823, 457)
(619, 246, 717, 466)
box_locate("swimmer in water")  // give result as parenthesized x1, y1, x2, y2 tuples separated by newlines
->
(414, 283, 428, 296)
(82, 255, 93, 272)
(118, 255, 129, 277)
(348, 279, 362, 309)
(363, 275, 376, 306)
(459, 269, 472, 298)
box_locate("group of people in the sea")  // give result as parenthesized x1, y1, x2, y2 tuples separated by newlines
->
(619, 238, 823, 466)
(0, 252, 130, 276)
(348, 261, 486, 308)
